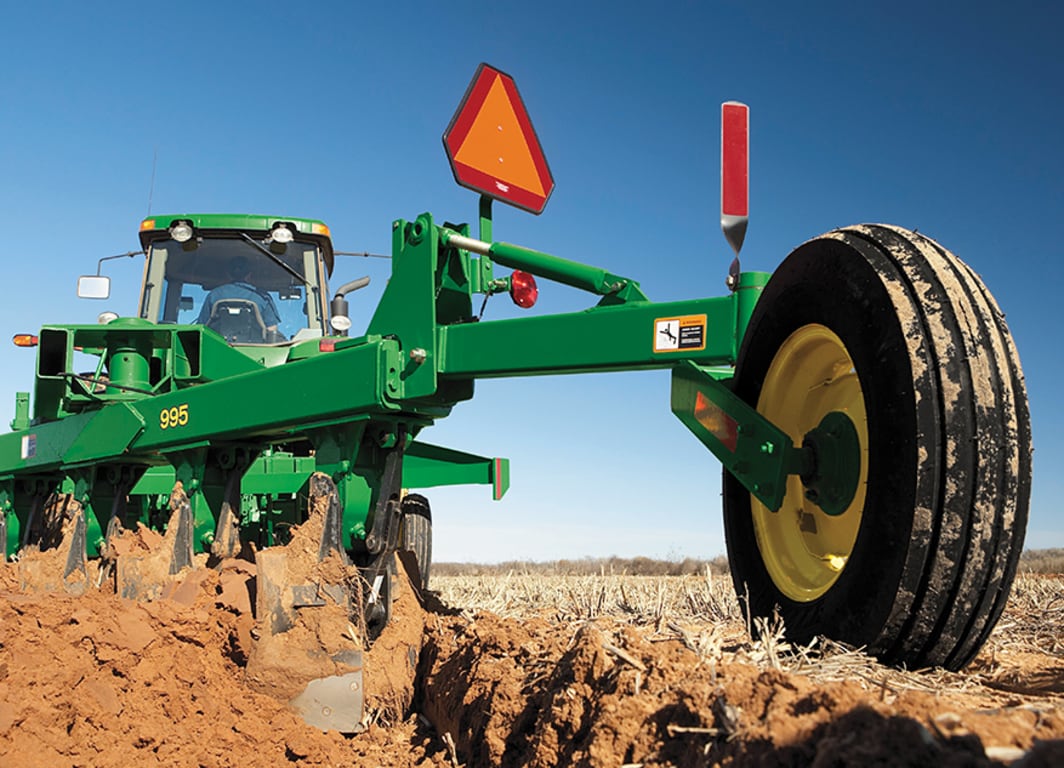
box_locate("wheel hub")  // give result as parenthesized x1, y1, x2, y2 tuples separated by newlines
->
(799, 411, 861, 517)
(751, 324, 868, 602)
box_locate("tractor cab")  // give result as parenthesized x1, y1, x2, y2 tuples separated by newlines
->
(136, 214, 334, 345)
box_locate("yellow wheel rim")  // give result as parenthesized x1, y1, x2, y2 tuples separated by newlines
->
(752, 324, 868, 602)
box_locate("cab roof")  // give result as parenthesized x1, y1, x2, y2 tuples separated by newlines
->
(139, 214, 336, 275)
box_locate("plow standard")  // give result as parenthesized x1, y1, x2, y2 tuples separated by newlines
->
(0, 64, 1030, 732)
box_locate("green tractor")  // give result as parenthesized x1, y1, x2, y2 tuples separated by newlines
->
(0, 65, 1030, 731)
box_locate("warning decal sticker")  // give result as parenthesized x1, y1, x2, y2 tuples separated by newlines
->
(654, 314, 707, 353)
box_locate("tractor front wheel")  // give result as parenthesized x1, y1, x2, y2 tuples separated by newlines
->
(723, 224, 1030, 670)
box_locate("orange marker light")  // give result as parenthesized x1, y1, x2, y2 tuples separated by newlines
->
(312, 222, 331, 238)
(13, 334, 39, 347)
(140, 219, 156, 231)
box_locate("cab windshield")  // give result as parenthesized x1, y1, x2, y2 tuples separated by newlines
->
(139, 236, 326, 344)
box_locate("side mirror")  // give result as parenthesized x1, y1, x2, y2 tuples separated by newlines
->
(78, 275, 111, 299)
(329, 296, 351, 335)
(328, 276, 371, 337)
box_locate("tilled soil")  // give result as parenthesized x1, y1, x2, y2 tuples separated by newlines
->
(0, 561, 1062, 767)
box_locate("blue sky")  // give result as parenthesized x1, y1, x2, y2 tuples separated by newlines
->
(1, 2, 1060, 562)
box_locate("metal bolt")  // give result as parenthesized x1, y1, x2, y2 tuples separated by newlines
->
(409, 348, 427, 364)
(322, 706, 332, 717)
(350, 681, 360, 692)
(760, 441, 775, 455)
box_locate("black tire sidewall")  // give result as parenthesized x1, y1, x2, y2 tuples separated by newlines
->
(724, 237, 933, 649)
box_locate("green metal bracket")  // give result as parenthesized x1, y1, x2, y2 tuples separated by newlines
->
(1, 481, 15, 560)
(672, 361, 862, 517)
(671, 361, 801, 511)
(60, 469, 105, 557)
(165, 446, 216, 551)
(11, 393, 29, 432)
(479, 195, 493, 243)
(733, 271, 770, 358)
(405, 441, 509, 500)
(308, 423, 375, 546)
(64, 403, 146, 466)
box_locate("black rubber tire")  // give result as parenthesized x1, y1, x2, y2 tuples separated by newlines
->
(400, 494, 432, 590)
(723, 224, 1031, 670)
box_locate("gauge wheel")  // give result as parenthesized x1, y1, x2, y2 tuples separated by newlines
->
(399, 493, 432, 591)
(723, 224, 1030, 670)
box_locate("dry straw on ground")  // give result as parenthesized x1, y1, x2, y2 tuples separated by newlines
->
(432, 568, 1064, 709)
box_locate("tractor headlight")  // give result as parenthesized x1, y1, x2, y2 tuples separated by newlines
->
(270, 224, 294, 244)
(97, 311, 119, 324)
(269, 224, 294, 254)
(169, 221, 194, 243)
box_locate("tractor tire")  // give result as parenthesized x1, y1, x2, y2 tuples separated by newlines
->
(723, 224, 1030, 670)
(399, 494, 432, 591)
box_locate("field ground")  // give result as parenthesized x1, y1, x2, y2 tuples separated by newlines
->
(0, 561, 1062, 766)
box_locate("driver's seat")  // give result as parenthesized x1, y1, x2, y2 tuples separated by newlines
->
(207, 299, 267, 343)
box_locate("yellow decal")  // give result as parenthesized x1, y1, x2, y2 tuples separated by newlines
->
(160, 404, 190, 430)
(654, 314, 707, 353)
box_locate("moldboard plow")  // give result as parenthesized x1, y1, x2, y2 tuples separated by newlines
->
(0, 64, 1030, 732)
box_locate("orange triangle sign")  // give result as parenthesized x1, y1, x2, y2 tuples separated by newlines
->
(444, 64, 554, 214)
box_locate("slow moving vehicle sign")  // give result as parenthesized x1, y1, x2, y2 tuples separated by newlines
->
(443, 63, 554, 214)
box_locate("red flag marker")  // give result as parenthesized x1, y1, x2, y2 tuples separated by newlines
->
(721, 102, 749, 256)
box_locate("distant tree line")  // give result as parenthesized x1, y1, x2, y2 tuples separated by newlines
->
(435, 549, 1064, 576)
(1019, 548, 1064, 574)
(434, 555, 730, 577)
